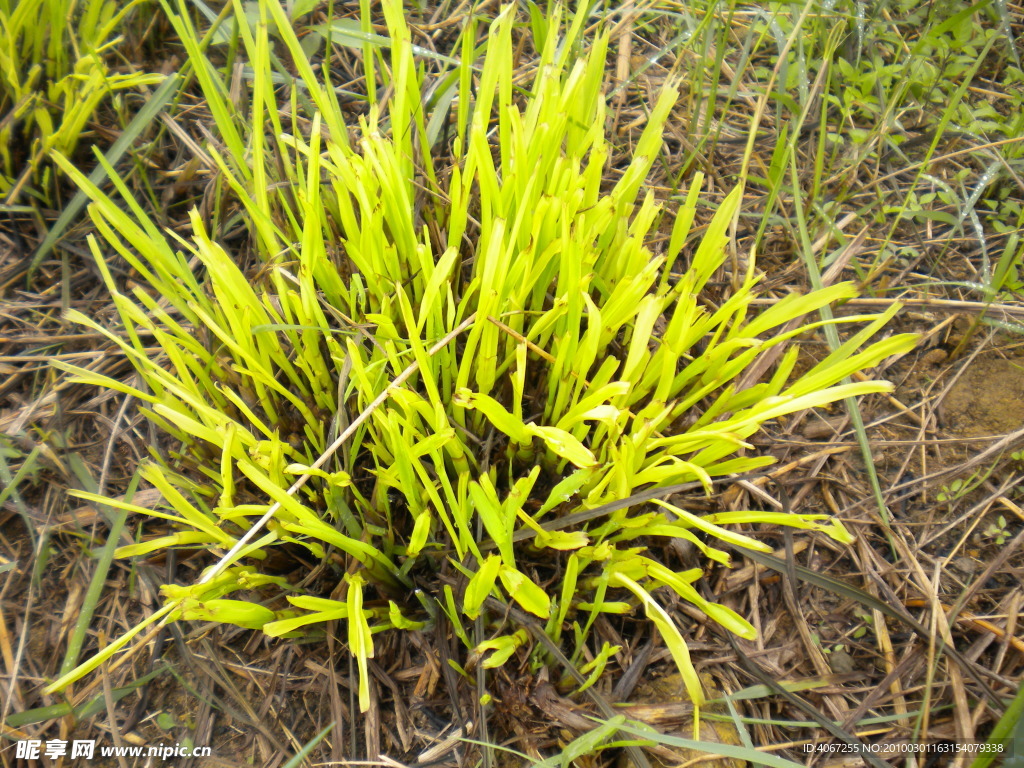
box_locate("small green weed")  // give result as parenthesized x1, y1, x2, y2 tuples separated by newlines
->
(937, 459, 1001, 503)
(983, 515, 1010, 546)
(937, 478, 971, 503)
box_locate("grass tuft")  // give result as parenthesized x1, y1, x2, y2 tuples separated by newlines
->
(45, 0, 917, 734)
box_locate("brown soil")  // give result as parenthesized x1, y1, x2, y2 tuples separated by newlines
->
(942, 355, 1024, 437)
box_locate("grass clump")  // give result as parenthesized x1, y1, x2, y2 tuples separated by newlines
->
(46, 0, 916, 723)
(0, 0, 161, 203)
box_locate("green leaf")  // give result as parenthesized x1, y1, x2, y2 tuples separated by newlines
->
(283, 464, 351, 487)
(347, 574, 374, 712)
(469, 475, 514, 564)
(643, 558, 756, 640)
(115, 531, 223, 558)
(534, 529, 590, 551)
(498, 566, 551, 619)
(388, 601, 425, 630)
(576, 641, 620, 693)
(651, 500, 773, 552)
(44, 604, 177, 694)
(611, 573, 704, 706)
(702, 511, 854, 544)
(464, 554, 502, 620)
(264, 599, 347, 637)
(454, 388, 530, 443)
(475, 629, 528, 669)
(526, 424, 598, 468)
(178, 598, 276, 629)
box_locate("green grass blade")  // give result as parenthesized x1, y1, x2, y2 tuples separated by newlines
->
(29, 72, 180, 278)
